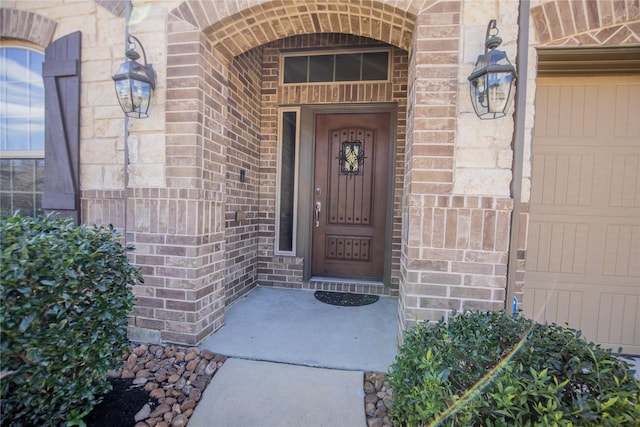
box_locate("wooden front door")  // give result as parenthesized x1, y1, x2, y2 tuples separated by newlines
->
(312, 113, 390, 280)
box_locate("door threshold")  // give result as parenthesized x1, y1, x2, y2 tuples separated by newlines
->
(310, 276, 385, 287)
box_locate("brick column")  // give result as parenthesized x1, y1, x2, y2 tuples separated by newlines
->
(126, 16, 228, 345)
(400, 2, 512, 332)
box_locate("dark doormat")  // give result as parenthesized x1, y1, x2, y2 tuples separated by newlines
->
(314, 291, 380, 307)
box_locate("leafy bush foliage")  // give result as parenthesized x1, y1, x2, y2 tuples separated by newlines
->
(1, 215, 142, 426)
(389, 310, 640, 426)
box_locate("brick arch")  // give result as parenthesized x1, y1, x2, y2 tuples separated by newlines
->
(170, 0, 420, 59)
(531, 0, 640, 46)
(0, 8, 57, 47)
(164, 0, 427, 188)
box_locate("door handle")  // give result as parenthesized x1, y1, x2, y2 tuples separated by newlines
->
(315, 201, 321, 227)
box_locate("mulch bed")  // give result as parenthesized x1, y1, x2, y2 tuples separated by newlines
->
(84, 378, 151, 427)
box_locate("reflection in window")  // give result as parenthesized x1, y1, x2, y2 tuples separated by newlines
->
(308, 55, 334, 83)
(277, 111, 298, 253)
(0, 158, 45, 217)
(0, 47, 45, 217)
(1, 47, 45, 151)
(335, 53, 361, 81)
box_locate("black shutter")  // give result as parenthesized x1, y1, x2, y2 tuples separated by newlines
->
(42, 31, 81, 223)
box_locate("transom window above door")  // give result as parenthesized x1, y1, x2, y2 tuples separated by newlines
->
(282, 49, 390, 84)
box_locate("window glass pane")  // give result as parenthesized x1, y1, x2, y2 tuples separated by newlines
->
(3, 48, 27, 82)
(308, 55, 334, 82)
(0, 47, 45, 152)
(30, 80, 45, 110)
(283, 56, 308, 83)
(35, 159, 45, 190)
(0, 159, 10, 189)
(12, 159, 34, 191)
(30, 126, 45, 151)
(13, 191, 34, 215)
(362, 51, 389, 80)
(0, 193, 11, 217)
(278, 112, 297, 252)
(335, 53, 361, 81)
(28, 50, 43, 76)
(5, 118, 27, 150)
(0, 158, 44, 218)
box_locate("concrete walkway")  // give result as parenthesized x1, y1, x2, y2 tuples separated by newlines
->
(191, 286, 398, 426)
(187, 358, 366, 427)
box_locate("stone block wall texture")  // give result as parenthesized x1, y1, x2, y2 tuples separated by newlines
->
(8, 0, 636, 344)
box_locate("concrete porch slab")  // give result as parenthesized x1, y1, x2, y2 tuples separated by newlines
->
(199, 286, 398, 373)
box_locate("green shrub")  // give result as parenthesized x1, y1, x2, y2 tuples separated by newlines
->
(388, 310, 640, 426)
(1, 215, 142, 426)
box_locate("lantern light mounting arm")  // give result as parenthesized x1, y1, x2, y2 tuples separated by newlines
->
(121, 34, 156, 90)
(126, 35, 146, 64)
(484, 19, 503, 52)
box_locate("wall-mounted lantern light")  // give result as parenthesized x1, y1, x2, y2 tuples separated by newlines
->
(112, 35, 155, 118)
(468, 20, 517, 119)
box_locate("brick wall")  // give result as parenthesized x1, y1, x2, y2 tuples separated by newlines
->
(401, 195, 514, 329)
(123, 187, 225, 344)
(224, 49, 262, 304)
(531, 0, 640, 46)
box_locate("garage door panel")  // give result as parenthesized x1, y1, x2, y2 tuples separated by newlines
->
(529, 222, 639, 285)
(603, 225, 640, 278)
(596, 293, 639, 352)
(523, 286, 583, 328)
(531, 152, 595, 206)
(535, 85, 598, 137)
(526, 77, 640, 353)
(528, 221, 589, 274)
(609, 155, 639, 208)
(614, 84, 640, 137)
(525, 281, 640, 353)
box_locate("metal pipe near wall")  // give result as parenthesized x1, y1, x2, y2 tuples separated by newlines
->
(123, 0, 131, 244)
(506, 0, 530, 313)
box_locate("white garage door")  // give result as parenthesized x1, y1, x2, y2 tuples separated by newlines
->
(524, 76, 640, 355)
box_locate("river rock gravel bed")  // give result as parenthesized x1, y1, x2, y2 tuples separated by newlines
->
(364, 372, 393, 427)
(89, 344, 393, 427)
(91, 344, 226, 427)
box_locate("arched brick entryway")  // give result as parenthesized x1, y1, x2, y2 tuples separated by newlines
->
(124, 0, 466, 344)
